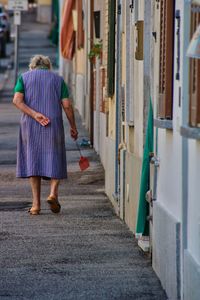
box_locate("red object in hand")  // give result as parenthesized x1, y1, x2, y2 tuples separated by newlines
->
(79, 156, 90, 171)
(76, 141, 90, 171)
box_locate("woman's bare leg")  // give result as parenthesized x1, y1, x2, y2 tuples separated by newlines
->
(50, 179, 60, 198)
(29, 176, 41, 210)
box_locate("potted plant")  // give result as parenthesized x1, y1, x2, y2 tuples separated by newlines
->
(88, 41, 103, 63)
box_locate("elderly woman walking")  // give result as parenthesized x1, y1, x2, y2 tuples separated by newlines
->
(13, 55, 78, 215)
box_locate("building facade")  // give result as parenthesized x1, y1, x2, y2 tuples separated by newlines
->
(59, 1, 200, 299)
(36, 0, 52, 23)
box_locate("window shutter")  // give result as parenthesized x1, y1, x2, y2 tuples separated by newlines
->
(107, 0, 116, 97)
(158, 0, 175, 119)
(189, 5, 200, 127)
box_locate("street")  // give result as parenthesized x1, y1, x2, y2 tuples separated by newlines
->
(0, 10, 167, 300)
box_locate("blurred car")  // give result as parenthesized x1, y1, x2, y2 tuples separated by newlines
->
(0, 5, 7, 57)
(0, 12, 11, 42)
(0, 4, 4, 13)
(0, 27, 6, 57)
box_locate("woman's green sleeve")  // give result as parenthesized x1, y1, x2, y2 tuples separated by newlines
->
(61, 80, 69, 99)
(14, 75, 24, 93)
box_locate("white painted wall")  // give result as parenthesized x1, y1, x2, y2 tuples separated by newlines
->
(153, 0, 183, 222)
(187, 141, 200, 264)
(75, 74, 85, 117)
(37, 4, 51, 23)
(156, 130, 182, 220)
(124, 152, 142, 233)
(177, 0, 200, 275)
(133, 0, 144, 158)
(152, 1, 183, 298)
(181, 1, 200, 296)
(105, 137, 118, 213)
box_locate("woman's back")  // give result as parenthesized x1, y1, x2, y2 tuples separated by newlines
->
(22, 69, 63, 119)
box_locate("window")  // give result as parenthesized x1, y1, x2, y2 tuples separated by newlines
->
(189, 4, 200, 127)
(94, 11, 101, 39)
(158, 0, 175, 119)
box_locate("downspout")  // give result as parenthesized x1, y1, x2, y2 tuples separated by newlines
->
(151, 127, 159, 202)
(181, 2, 190, 298)
(148, 0, 159, 210)
(89, 0, 94, 146)
(181, 0, 189, 252)
(113, 0, 122, 202)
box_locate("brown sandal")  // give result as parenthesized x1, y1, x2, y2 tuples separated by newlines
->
(28, 208, 40, 215)
(47, 196, 61, 213)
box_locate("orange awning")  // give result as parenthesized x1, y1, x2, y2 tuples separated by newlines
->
(60, 0, 75, 60)
(77, 0, 84, 49)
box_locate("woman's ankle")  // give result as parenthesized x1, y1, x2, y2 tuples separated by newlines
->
(32, 202, 40, 209)
(49, 193, 58, 199)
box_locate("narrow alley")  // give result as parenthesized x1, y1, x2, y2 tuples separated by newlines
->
(0, 10, 167, 300)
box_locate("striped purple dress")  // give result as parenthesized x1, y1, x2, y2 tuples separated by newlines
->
(16, 69, 67, 179)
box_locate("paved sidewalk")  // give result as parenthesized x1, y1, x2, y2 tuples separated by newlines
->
(0, 41, 14, 92)
(0, 11, 167, 300)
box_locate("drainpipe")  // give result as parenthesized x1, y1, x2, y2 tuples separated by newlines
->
(182, 0, 190, 252)
(151, 127, 159, 202)
(113, 0, 122, 202)
(180, 3, 190, 299)
(89, 0, 94, 146)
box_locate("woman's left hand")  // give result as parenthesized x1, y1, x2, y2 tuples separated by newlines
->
(70, 127, 78, 140)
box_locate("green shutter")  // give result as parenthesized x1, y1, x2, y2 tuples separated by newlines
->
(107, 0, 116, 97)
(51, 0, 59, 46)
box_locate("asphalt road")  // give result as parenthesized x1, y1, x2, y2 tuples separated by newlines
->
(0, 11, 167, 300)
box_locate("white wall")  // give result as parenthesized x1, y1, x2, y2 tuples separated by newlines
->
(133, 0, 144, 158)
(187, 141, 200, 264)
(37, 7, 51, 23)
(152, 0, 183, 298)
(156, 0, 183, 221)
(181, 0, 200, 296)
(156, 130, 182, 220)
(75, 74, 85, 117)
(105, 137, 118, 213)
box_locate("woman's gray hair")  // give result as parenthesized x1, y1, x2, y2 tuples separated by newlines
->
(29, 55, 52, 70)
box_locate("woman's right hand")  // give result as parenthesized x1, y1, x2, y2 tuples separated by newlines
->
(34, 112, 50, 127)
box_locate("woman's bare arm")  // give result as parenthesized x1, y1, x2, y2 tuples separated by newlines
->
(62, 99, 78, 140)
(13, 92, 50, 127)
